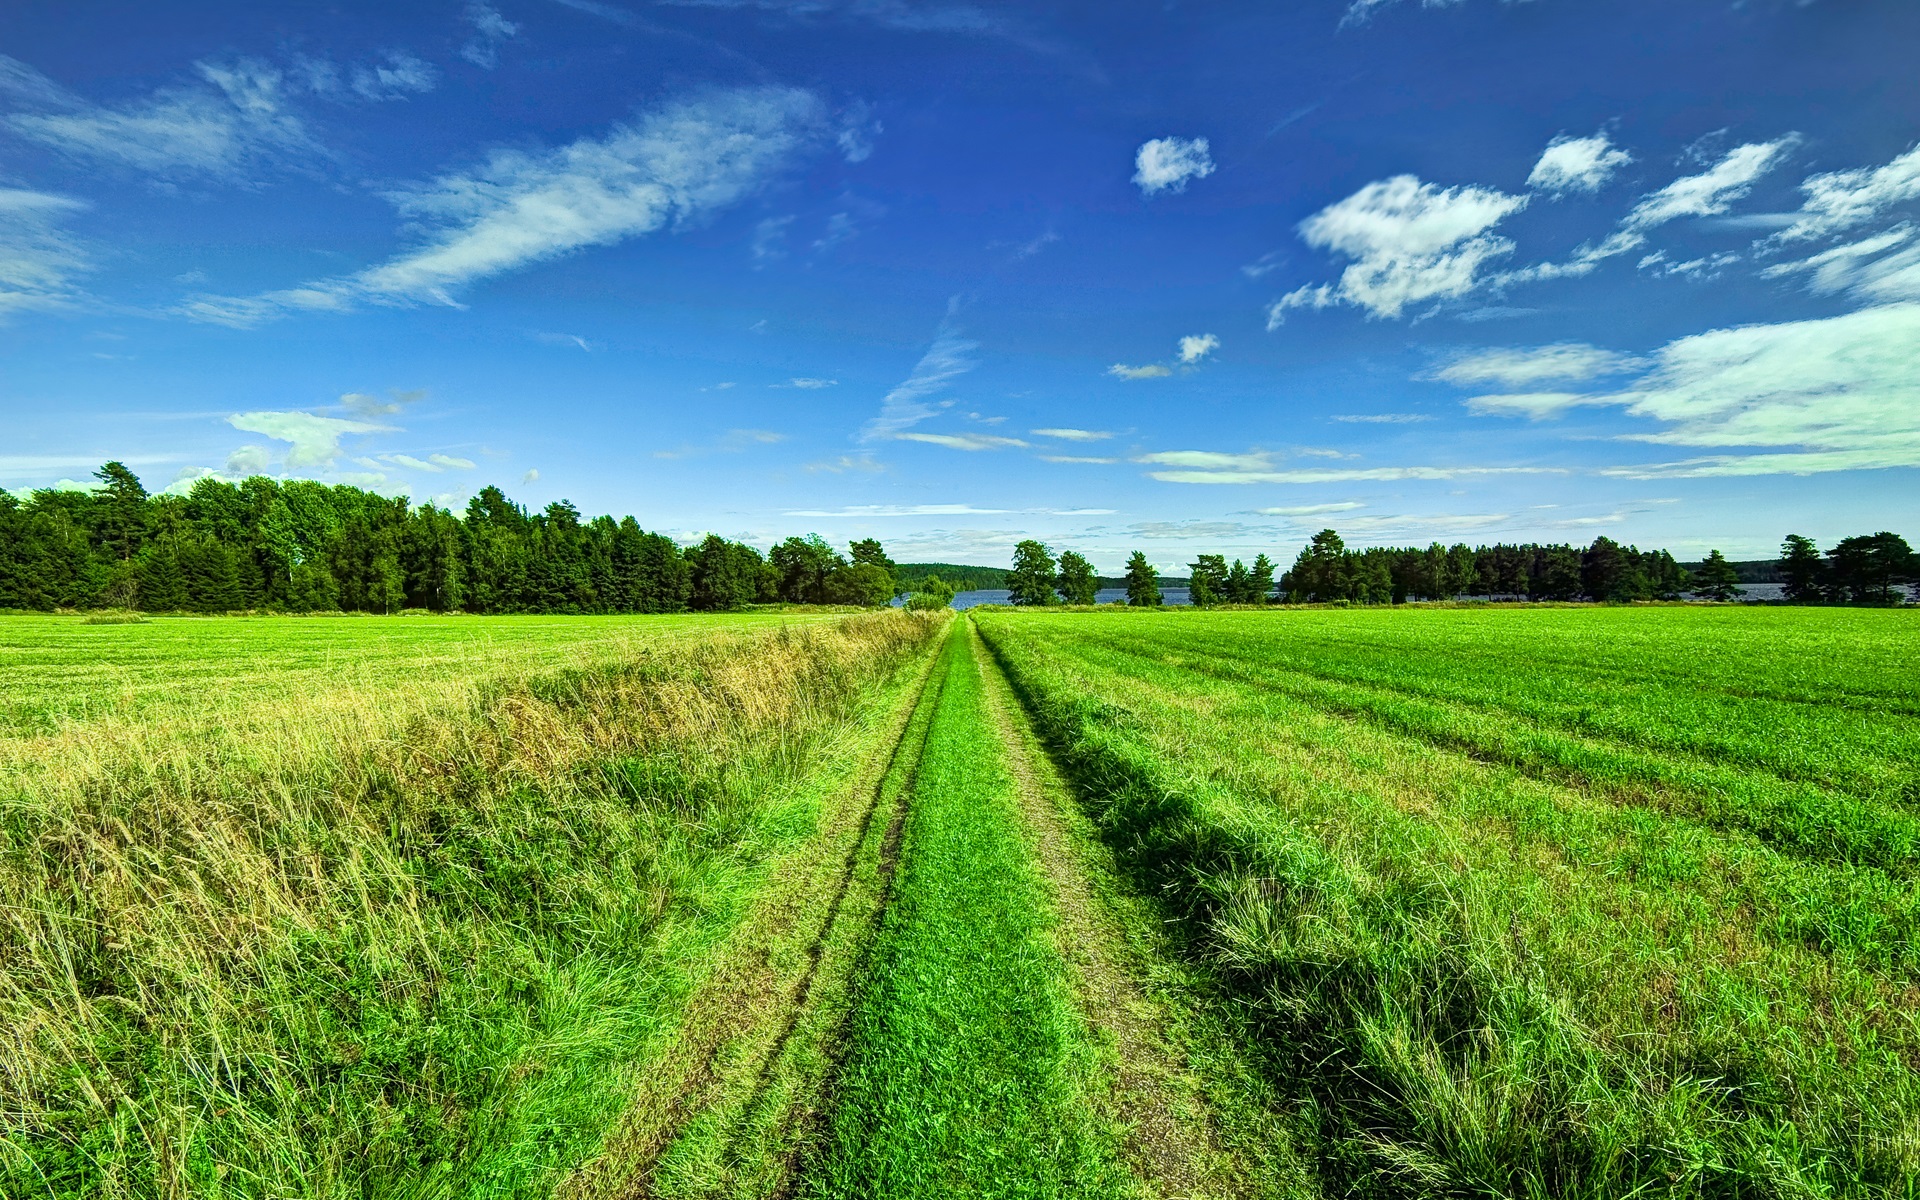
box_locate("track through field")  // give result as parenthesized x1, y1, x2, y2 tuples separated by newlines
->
(575, 616, 1244, 1198)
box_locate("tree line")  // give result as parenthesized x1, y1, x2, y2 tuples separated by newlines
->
(994, 529, 1918, 606)
(0, 463, 901, 614)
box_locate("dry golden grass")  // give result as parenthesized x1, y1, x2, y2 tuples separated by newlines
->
(0, 610, 943, 1197)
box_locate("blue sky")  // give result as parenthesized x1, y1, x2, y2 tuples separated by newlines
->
(3, 0, 1917, 570)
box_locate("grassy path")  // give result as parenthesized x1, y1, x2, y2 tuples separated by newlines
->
(801, 618, 1134, 1198)
(598, 615, 1248, 1198)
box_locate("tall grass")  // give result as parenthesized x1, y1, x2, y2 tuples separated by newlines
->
(0, 612, 940, 1198)
(976, 608, 1920, 1198)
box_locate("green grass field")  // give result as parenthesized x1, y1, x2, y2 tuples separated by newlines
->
(6, 604, 1916, 1198)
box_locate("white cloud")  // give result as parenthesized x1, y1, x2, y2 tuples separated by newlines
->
(533, 330, 597, 350)
(522, 468, 540, 483)
(1625, 137, 1797, 230)
(1031, 428, 1113, 441)
(786, 377, 838, 389)
(1600, 302, 1920, 476)
(894, 432, 1028, 451)
(1107, 362, 1172, 380)
(1177, 332, 1220, 364)
(0, 187, 89, 317)
(225, 445, 272, 475)
(1271, 175, 1529, 321)
(183, 86, 827, 324)
(1135, 450, 1275, 471)
(1499, 137, 1801, 284)
(1528, 131, 1632, 195)
(1249, 502, 1366, 516)
(1331, 413, 1432, 423)
(1774, 141, 1920, 243)
(1147, 463, 1562, 485)
(861, 317, 977, 441)
(227, 411, 396, 468)
(813, 210, 858, 253)
(1434, 342, 1643, 388)
(6, 57, 317, 179)
(1762, 225, 1920, 303)
(1039, 454, 1118, 464)
(462, 2, 521, 68)
(1133, 136, 1215, 196)
(1465, 391, 1611, 419)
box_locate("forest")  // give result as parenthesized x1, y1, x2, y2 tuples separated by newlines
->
(0, 464, 896, 614)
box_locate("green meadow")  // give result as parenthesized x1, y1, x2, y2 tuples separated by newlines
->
(5, 604, 1915, 1198)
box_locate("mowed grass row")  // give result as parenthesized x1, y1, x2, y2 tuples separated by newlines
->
(975, 608, 1920, 1198)
(1120, 606, 1920, 802)
(1051, 608, 1920, 878)
(807, 619, 1135, 1200)
(0, 611, 942, 1198)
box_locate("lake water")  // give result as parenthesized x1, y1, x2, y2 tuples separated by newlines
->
(913, 583, 1791, 609)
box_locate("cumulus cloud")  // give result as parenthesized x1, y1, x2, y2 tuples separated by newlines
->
(894, 432, 1028, 451)
(1030, 428, 1113, 441)
(183, 86, 828, 324)
(1107, 362, 1172, 380)
(227, 411, 396, 468)
(1177, 333, 1219, 364)
(0, 187, 90, 318)
(5, 56, 318, 179)
(861, 317, 977, 442)
(225, 445, 273, 476)
(1763, 225, 1920, 304)
(1133, 136, 1215, 196)
(1434, 341, 1643, 388)
(1773, 141, 1920, 243)
(1269, 175, 1529, 322)
(462, 2, 521, 68)
(1528, 131, 1632, 195)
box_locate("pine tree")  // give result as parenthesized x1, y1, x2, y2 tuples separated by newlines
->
(1779, 534, 1826, 602)
(1693, 550, 1745, 601)
(1123, 551, 1161, 607)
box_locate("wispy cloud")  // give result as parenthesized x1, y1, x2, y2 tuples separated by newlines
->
(1331, 413, 1432, 423)
(462, 2, 521, 68)
(1107, 362, 1171, 380)
(860, 313, 978, 441)
(1039, 454, 1118, 464)
(1031, 427, 1113, 441)
(1133, 136, 1215, 195)
(1134, 449, 1275, 471)
(895, 431, 1028, 451)
(654, 428, 787, 459)
(782, 377, 839, 389)
(1433, 342, 1643, 389)
(4, 55, 319, 180)
(182, 86, 828, 325)
(1247, 502, 1366, 516)
(1771, 141, 1920, 243)
(0, 187, 90, 318)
